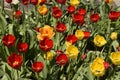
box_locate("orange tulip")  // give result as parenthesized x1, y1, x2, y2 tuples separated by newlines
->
(37, 25, 55, 40)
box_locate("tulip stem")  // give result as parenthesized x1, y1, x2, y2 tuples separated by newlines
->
(55, 32, 60, 50)
(96, 77, 100, 80)
(16, 69, 19, 79)
(4, 46, 9, 56)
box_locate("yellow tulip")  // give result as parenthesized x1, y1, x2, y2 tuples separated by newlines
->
(90, 57, 105, 77)
(37, 25, 55, 40)
(110, 52, 120, 65)
(94, 35, 107, 47)
(110, 32, 118, 40)
(75, 30, 84, 40)
(109, 0, 113, 4)
(44, 51, 53, 61)
(66, 45, 79, 59)
(38, 5, 48, 15)
(70, 0, 80, 6)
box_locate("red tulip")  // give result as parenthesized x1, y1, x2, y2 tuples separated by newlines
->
(14, 10, 22, 19)
(30, 0, 38, 5)
(83, 31, 90, 39)
(81, 54, 86, 60)
(22, 0, 29, 5)
(78, 8, 87, 16)
(66, 34, 77, 44)
(55, 0, 66, 4)
(56, 53, 68, 66)
(7, 53, 23, 69)
(17, 42, 28, 53)
(39, 0, 46, 5)
(56, 22, 66, 33)
(73, 13, 84, 25)
(109, 11, 120, 21)
(39, 38, 54, 51)
(104, 62, 110, 69)
(5, 0, 12, 3)
(90, 13, 100, 22)
(105, 0, 109, 3)
(32, 62, 44, 73)
(2, 34, 16, 47)
(52, 7, 62, 19)
(66, 5, 75, 14)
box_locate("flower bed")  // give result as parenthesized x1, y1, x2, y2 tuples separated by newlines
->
(0, 0, 120, 80)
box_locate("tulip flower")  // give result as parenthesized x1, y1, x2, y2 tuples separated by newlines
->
(32, 62, 44, 73)
(7, 53, 23, 69)
(2, 34, 16, 47)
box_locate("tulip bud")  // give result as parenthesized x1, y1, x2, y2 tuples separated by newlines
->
(110, 32, 118, 40)
(104, 62, 110, 69)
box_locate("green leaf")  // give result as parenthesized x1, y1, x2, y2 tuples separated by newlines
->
(8, 24, 14, 35)
(0, 12, 7, 27)
(0, 12, 7, 34)
(112, 40, 119, 51)
(18, 78, 30, 80)
(85, 66, 95, 80)
(27, 29, 36, 49)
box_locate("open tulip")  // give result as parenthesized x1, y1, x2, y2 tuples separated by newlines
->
(75, 30, 84, 40)
(66, 34, 77, 44)
(7, 53, 23, 69)
(17, 42, 28, 53)
(52, 7, 62, 19)
(90, 13, 100, 23)
(39, 38, 54, 51)
(38, 5, 48, 15)
(110, 52, 120, 65)
(56, 53, 68, 66)
(78, 8, 87, 16)
(32, 62, 44, 73)
(109, 11, 120, 21)
(56, 22, 66, 33)
(94, 35, 107, 47)
(2, 34, 16, 47)
(90, 57, 105, 77)
(13, 10, 22, 19)
(37, 25, 55, 40)
(66, 5, 75, 14)
(66, 45, 79, 59)
(73, 13, 84, 25)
